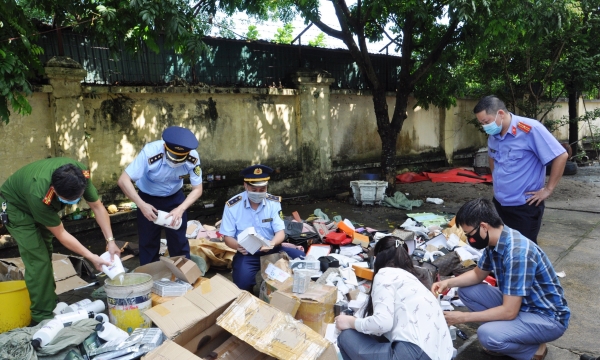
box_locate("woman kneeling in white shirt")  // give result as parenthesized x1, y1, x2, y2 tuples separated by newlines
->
(335, 236, 453, 360)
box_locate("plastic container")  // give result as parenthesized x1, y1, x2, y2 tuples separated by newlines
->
(55, 310, 95, 326)
(32, 319, 64, 349)
(292, 269, 315, 294)
(0, 280, 31, 333)
(104, 273, 153, 334)
(350, 180, 388, 205)
(153, 210, 182, 230)
(96, 321, 130, 342)
(53, 302, 68, 315)
(95, 313, 109, 324)
(61, 299, 92, 313)
(100, 252, 125, 280)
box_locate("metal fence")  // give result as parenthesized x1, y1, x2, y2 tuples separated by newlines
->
(38, 32, 401, 91)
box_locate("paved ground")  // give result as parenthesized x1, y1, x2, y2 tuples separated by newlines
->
(6, 165, 600, 360)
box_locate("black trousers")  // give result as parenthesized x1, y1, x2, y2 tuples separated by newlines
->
(493, 198, 544, 244)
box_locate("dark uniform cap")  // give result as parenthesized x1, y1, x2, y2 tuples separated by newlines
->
(241, 164, 273, 186)
(162, 126, 199, 162)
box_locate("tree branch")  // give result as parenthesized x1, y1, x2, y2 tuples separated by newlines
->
(311, 19, 344, 39)
(410, 14, 459, 86)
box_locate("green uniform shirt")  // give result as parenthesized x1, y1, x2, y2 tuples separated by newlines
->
(0, 158, 99, 228)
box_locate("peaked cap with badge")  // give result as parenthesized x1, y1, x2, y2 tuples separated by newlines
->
(241, 164, 273, 187)
(162, 126, 199, 163)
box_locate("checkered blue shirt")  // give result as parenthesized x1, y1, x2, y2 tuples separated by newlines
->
(479, 225, 570, 327)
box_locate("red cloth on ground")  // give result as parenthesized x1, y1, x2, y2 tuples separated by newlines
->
(396, 168, 492, 184)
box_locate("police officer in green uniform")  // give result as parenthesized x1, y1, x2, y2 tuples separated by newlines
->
(0, 157, 120, 325)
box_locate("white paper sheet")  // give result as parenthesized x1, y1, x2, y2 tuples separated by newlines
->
(339, 245, 363, 257)
(265, 263, 291, 283)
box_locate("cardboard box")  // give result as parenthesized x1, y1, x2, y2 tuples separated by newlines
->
(269, 291, 301, 317)
(144, 274, 241, 342)
(0, 254, 88, 294)
(259, 253, 293, 303)
(312, 222, 331, 240)
(237, 227, 271, 255)
(160, 256, 202, 284)
(351, 233, 369, 248)
(217, 292, 338, 360)
(277, 283, 337, 336)
(336, 221, 354, 237)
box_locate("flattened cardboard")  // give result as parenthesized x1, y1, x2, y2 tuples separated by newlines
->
(160, 256, 202, 284)
(144, 340, 198, 360)
(0, 253, 88, 294)
(145, 274, 241, 341)
(217, 292, 337, 360)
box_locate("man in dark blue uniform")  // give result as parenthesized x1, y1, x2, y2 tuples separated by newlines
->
(118, 126, 203, 265)
(220, 165, 305, 292)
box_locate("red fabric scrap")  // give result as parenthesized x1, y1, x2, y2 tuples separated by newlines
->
(396, 168, 492, 184)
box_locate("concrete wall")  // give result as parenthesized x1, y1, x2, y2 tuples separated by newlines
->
(3, 58, 600, 203)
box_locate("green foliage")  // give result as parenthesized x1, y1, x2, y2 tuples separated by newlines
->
(273, 23, 294, 44)
(308, 32, 326, 47)
(246, 25, 259, 40)
(0, 0, 43, 124)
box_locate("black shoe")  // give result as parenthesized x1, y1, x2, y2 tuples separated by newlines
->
(27, 320, 39, 327)
(580, 355, 599, 360)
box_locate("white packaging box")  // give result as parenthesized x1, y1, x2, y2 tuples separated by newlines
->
(289, 259, 321, 271)
(237, 227, 271, 255)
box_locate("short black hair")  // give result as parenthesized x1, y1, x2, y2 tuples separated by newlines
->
(473, 95, 508, 115)
(455, 198, 504, 229)
(51, 164, 87, 199)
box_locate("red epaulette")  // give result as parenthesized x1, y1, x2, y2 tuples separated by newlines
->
(517, 122, 531, 133)
(43, 187, 55, 205)
(82, 170, 90, 179)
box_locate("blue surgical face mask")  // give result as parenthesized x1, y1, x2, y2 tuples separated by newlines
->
(482, 111, 502, 135)
(58, 196, 81, 205)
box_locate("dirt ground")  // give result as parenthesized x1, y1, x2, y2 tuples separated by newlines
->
(277, 164, 600, 232)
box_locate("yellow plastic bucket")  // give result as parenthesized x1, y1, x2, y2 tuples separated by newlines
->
(0, 280, 31, 333)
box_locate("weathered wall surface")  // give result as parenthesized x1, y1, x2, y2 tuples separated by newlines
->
(81, 88, 300, 194)
(4, 58, 600, 203)
(0, 90, 54, 165)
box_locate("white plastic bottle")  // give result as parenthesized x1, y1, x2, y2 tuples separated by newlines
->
(53, 302, 68, 315)
(95, 313, 109, 324)
(31, 319, 64, 350)
(54, 310, 95, 326)
(80, 300, 105, 314)
(95, 321, 130, 342)
(61, 299, 92, 313)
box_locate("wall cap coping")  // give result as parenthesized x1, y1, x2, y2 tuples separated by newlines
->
(81, 85, 298, 96)
(44, 66, 87, 81)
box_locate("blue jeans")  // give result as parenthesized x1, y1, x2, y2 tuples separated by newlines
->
(338, 329, 431, 360)
(458, 283, 567, 360)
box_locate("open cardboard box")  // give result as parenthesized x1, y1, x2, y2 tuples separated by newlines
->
(160, 256, 202, 284)
(0, 253, 88, 294)
(144, 276, 337, 360)
(134, 260, 210, 306)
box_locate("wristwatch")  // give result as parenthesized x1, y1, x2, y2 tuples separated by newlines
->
(106, 237, 116, 243)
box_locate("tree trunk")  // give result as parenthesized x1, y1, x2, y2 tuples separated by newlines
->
(568, 89, 579, 156)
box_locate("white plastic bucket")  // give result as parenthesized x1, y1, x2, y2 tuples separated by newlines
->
(104, 273, 153, 334)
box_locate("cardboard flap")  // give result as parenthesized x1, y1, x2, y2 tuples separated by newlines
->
(160, 256, 201, 284)
(145, 297, 209, 339)
(55, 276, 88, 295)
(144, 340, 198, 360)
(146, 274, 241, 340)
(52, 254, 78, 281)
(134, 261, 173, 281)
(184, 274, 241, 313)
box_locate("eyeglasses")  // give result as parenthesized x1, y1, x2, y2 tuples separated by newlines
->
(465, 224, 481, 243)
